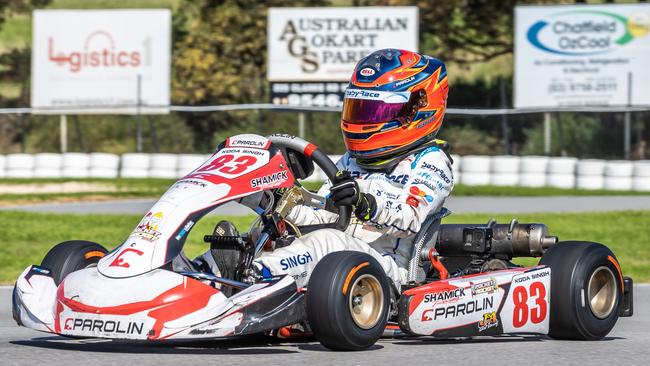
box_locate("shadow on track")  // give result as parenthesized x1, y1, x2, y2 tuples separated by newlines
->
(387, 334, 625, 346)
(11, 334, 385, 354)
(13, 332, 622, 355)
(11, 334, 301, 355)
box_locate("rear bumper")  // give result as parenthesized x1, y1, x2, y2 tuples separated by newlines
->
(619, 276, 633, 317)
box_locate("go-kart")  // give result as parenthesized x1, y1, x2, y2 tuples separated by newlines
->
(13, 134, 633, 351)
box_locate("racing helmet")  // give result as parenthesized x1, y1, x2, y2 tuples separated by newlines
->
(341, 49, 449, 170)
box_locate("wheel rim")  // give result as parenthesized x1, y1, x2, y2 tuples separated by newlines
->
(587, 266, 617, 319)
(348, 274, 384, 330)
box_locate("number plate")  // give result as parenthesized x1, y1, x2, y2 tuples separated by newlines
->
(500, 267, 551, 334)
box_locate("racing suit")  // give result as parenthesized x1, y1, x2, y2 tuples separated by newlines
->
(254, 145, 454, 289)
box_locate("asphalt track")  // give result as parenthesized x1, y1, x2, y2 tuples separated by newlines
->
(1, 286, 647, 365)
(3, 195, 650, 216)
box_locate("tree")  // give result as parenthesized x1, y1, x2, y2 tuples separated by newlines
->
(355, 0, 562, 64)
(0, 0, 50, 152)
(172, 0, 328, 150)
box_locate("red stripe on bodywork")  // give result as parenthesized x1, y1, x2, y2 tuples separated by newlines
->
(56, 278, 219, 339)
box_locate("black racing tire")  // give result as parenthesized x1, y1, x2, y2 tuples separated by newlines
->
(539, 241, 623, 340)
(306, 251, 390, 351)
(41, 240, 108, 285)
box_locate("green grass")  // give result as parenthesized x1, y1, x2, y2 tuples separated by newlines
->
(1, 210, 648, 284)
(0, 178, 175, 204)
(442, 211, 650, 281)
(0, 210, 255, 284)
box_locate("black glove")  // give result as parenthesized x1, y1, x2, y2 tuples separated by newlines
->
(329, 171, 377, 222)
(329, 171, 359, 207)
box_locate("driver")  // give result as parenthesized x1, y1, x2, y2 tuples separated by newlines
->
(253, 49, 454, 290)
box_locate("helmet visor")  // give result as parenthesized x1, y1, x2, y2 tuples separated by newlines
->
(342, 89, 411, 124)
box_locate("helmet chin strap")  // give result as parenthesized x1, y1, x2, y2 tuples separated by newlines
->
(356, 138, 451, 172)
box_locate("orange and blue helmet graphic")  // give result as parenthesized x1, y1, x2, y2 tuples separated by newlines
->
(341, 49, 448, 161)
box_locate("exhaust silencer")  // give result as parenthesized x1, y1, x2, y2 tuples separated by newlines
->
(436, 222, 557, 258)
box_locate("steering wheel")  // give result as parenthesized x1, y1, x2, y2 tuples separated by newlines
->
(267, 134, 351, 231)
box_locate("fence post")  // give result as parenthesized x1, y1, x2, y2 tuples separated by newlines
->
(499, 77, 510, 154)
(72, 115, 86, 152)
(135, 74, 143, 153)
(624, 72, 632, 160)
(59, 114, 67, 153)
(298, 112, 306, 138)
(624, 112, 631, 160)
(543, 112, 551, 155)
(149, 116, 160, 153)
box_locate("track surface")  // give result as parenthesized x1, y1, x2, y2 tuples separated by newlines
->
(3, 195, 650, 216)
(1, 286, 647, 366)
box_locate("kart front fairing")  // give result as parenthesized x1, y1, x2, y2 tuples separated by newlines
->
(13, 134, 308, 340)
(98, 134, 295, 278)
(15, 264, 305, 340)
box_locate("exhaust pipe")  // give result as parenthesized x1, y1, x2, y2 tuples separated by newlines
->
(436, 221, 557, 258)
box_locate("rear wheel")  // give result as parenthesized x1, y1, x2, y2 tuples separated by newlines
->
(41, 240, 108, 285)
(539, 241, 623, 340)
(306, 251, 390, 351)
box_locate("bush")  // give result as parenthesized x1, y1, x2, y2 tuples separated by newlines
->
(438, 124, 501, 155)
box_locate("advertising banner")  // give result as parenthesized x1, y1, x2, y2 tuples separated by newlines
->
(270, 81, 349, 107)
(267, 6, 418, 107)
(514, 4, 650, 108)
(31, 9, 171, 114)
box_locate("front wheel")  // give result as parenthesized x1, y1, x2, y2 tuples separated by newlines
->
(306, 251, 390, 351)
(539, 241, 623, 340)
(41, 240, 108, 285)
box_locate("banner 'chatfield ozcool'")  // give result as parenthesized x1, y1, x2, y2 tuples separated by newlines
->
(514, 4, 650, 108)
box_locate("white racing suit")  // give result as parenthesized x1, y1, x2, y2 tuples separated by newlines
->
(254, 145, 455, 289)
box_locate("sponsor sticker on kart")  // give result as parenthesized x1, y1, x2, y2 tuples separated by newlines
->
(250, 171, 289, 189)
(175, 220, 195, 241)
(109, 247, 144, 268)
(226, 134, 270, 149)
(477, 311, 499, 332)
(423, 288, 465, 303)
(132, 211, 164, 242)
(408, 271, 518, 335)
(59, 310, 154, 339)
(63, 317, 146, 336)
(470, 277, 499, 296)
(421, 296, 496, 322)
